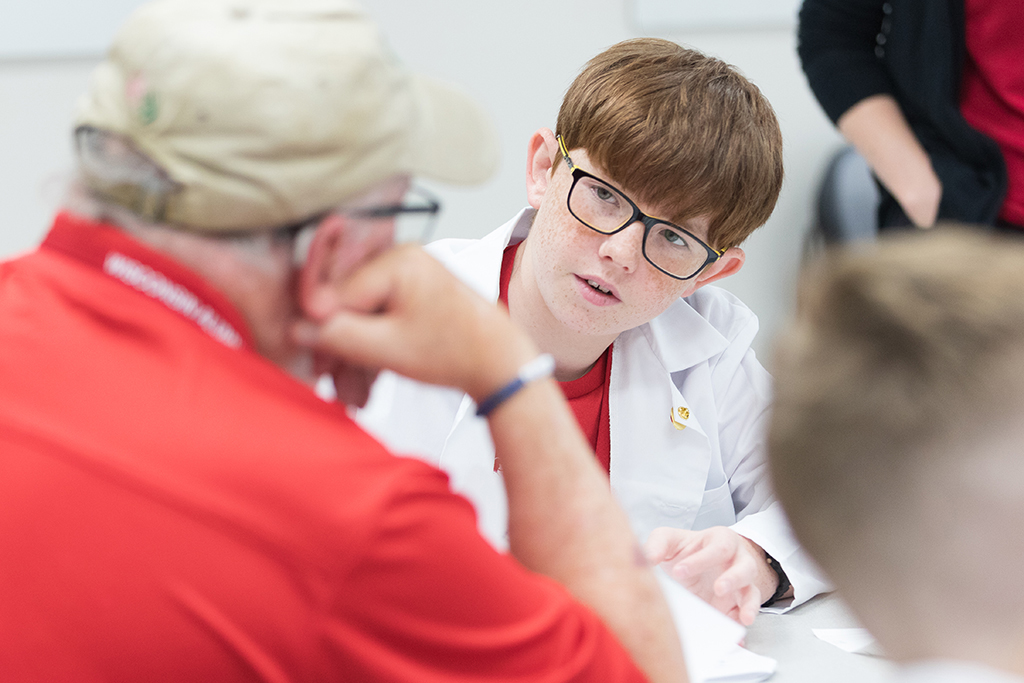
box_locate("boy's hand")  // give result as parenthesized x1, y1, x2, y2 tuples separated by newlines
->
(644, 526, 778, 626)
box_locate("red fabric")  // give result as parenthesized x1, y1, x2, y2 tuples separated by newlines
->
(960, 0, 1024, 226)
(0, 214, 646, 683)
(559, 349, 614, 474)
(498, 243, 613, 473)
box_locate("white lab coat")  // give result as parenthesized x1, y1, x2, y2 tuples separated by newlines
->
(358, 209, 830, 608)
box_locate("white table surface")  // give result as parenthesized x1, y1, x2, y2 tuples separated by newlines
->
(745, 592, 896, 682)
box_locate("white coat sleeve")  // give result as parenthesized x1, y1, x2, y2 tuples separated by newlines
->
(730, 502, 833, 610)
(709, 306, 833, 609)
(355, 370, 467, 467)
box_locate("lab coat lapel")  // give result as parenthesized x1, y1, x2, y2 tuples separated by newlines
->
(428, 208, 532, 302)
(609, 297, 729, 542)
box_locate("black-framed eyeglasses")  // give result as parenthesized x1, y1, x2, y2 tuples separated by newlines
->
(274, 185, 441, 245)
(557, 135, 723, 281)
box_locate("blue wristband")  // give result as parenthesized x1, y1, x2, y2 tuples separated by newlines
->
(475, 354, 556, 417)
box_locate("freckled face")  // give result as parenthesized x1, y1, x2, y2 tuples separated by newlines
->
(523, 148, 711, 339)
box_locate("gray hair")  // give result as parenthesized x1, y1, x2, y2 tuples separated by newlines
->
(70, 127, 308, 265)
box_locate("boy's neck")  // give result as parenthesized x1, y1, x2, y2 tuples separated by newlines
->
(507, 239, 617, 382)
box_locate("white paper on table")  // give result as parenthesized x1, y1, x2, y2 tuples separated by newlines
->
(812, 627, 885, 657)
(655, 568, 777, 683)
(707, 645, 778, 682)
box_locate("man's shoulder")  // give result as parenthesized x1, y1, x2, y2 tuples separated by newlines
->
(0, 251, 445, 518)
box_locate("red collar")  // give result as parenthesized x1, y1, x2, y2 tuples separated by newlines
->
(42, 212, 255, 351)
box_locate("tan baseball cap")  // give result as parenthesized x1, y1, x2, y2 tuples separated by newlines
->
(74, 0, 499, 232)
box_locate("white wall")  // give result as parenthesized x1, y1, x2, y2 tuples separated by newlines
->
(0, 57, 98, 257)
(0, 0, 844, 360)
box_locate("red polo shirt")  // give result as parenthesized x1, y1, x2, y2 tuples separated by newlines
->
(0, 213, 646, 682)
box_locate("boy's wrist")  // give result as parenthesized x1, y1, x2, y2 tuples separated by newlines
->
(761, 553, 791, 607)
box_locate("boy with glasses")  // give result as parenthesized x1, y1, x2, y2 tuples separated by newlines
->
(360, 37, 829, 624)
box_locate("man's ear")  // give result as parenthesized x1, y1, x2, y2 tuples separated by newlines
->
(691, 247, 745, 290)
(298, 218, 345, 322)
(526, 127, 559, 209)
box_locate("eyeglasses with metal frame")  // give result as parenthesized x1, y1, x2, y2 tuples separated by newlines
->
(273, 185, 442, 245)
(557, 134, 723, 281)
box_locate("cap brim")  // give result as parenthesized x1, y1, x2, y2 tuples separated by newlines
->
(405, 75, 499, 186)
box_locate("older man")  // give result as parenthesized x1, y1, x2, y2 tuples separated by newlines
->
(0, 1, 684, 680)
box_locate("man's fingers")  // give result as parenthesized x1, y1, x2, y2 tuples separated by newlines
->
(299, 311, 394, 366)
(296, 308, 432, 393)
(306, 246, 400, 322)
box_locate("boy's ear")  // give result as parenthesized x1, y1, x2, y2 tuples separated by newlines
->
(691, 247, 745, 290)
(526, 127, 559, 209)
(298, 218, 345, 321)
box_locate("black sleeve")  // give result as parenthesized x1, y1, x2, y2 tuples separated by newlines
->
(797, 0, 895, 124)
